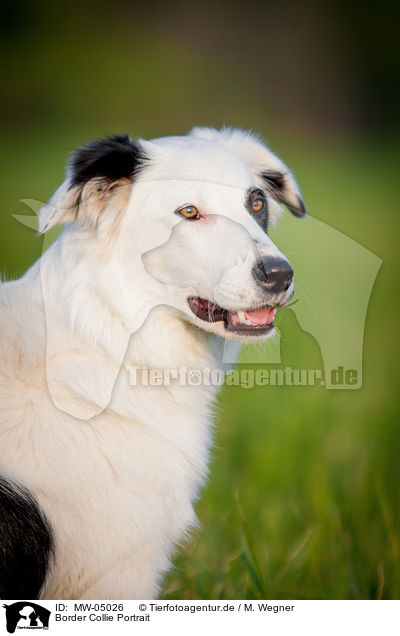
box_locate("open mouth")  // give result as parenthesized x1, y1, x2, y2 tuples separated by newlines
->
(187, 296, 277, 336)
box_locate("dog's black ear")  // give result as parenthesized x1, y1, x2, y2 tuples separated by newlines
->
(261, 169, 306, 218)
(70, 135, 144, 187)
(39, 135, 145, 233)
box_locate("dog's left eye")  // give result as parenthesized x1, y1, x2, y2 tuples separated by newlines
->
(252, 197, 264, 212)
(176, 205, 200, 220)
(246, 188, 269, 232)
(249, 190, 266, 213)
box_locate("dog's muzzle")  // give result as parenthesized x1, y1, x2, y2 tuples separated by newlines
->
(187, 256, 294, 337)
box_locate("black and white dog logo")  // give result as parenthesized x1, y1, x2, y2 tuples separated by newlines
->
(3, 603, 50, 634)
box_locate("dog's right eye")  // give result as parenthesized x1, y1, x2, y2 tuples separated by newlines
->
(176, 205, 200, 220)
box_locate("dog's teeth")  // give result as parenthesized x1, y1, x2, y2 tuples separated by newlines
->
(237, 310, 252, 325)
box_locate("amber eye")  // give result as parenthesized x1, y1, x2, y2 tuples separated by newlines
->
(176, 205, 200, 220)
(252, 197, 264, 212)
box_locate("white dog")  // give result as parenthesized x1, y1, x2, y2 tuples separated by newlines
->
(0, 127, 305, 599)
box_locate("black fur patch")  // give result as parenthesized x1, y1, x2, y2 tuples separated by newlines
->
(261, 170, 285, 195)
(245, 187, 269, 232)
(0, 477, 54, 599)
(70, 134, 146, 187)
(261, 170, 306, 218)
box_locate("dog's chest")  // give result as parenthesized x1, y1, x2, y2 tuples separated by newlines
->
(39, 385, 215, 597)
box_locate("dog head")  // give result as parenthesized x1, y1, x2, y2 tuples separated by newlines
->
(39, 127, 306, 343)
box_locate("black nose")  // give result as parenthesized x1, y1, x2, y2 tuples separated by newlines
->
(252, 257, 294, 293)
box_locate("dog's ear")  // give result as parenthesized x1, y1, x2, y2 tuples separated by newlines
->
(259, 168, 306, 218)
(38, 135, 145, 233)
(190, 126, 306, 219)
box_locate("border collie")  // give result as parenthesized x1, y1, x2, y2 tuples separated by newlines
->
(0, 127, 306, 599)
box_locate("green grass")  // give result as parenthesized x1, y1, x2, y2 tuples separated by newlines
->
(1, 129, 399, 600)
(162, 385, 399, 599)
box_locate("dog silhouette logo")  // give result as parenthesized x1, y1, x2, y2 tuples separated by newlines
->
(3, 602, 50, 633)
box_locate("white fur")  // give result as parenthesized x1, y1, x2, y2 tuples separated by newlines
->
(0, 127, 302, 599)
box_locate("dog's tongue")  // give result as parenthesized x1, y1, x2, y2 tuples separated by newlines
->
(244, 306, 276, 325)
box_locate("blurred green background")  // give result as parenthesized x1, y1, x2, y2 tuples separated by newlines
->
(1, 0, 399, 599)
